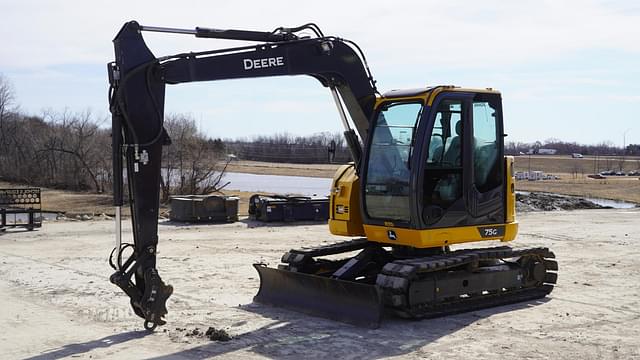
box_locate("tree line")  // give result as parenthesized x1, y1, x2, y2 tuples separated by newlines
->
(0, 74, 351, 197)
(2, 72, 636, 195)
(225, 132, 352, 164)
(0, 74, 229, 198)
(506, 139, 639, 156)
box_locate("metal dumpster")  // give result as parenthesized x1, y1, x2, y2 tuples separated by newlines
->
(248, 194, 329, 222)
(170, 195, 239, 223)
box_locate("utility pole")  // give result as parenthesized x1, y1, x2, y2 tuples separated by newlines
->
(623, 128, 631, 172)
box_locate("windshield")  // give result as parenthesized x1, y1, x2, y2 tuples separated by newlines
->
(365, 102, 422, 222)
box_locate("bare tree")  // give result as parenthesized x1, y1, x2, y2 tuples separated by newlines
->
(0, 74, 15, 131)
(21, 109, 111, 192)
(225, 131, 351, 163)
(506, 139, 625, 157)
(0, 74, 17, 176)
(160, 114, 229, 202)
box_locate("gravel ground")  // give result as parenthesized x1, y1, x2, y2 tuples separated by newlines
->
(0, 208, 639, 359)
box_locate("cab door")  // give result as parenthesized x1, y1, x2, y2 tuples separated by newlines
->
(418, 91, 505, 228)
(466, 93, 505, 224)
(419, 94, 468, 227)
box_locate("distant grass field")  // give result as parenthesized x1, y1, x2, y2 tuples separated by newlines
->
(513, 154, 640, 175)
(0, 180, 257, 216)
(513, 155, 640, 203)
(515, 177, 640, 204)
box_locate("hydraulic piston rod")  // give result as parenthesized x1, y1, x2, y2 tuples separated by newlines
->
(329, 86, 362, 169)
(139, 25, 297, 42)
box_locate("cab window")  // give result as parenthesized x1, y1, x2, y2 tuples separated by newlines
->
(365, 102, 422, 222)
(423, 100, 463, 211)
(472, 100, 500, 192)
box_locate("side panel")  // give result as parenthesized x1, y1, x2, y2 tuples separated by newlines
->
(329, 164, 365, 236)
(505, 156, 516, 224)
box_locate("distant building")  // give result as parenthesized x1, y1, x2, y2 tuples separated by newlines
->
(538, 148, 557, 155)
(525, 148, 557, 155)
(515, 171, 545, 181)
(515, 171, 528, 180)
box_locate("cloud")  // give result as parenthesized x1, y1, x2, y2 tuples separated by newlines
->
(604, 95, 640, 103)
(3, 0, 639, 69)
(2, 0, 638, 144)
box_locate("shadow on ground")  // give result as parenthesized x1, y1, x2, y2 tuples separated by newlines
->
(238, 218, 328, 229)
(0, 227, 36, 236)
(148, 298, 550, 359)
(24, 330, 151, 360)
(158, 218, 328, 229)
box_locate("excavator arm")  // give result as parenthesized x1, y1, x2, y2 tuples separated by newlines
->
(107, 21, 378, 329)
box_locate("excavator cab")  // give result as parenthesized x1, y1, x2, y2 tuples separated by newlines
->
(329, 88, 516, 248)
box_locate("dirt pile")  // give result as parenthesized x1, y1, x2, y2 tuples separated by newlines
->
(205, 327, 232, 341)
(175, 326, 232, 342)
(516, 192, 609, 212)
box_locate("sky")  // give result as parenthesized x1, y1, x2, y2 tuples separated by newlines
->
(1, 0, 639, 146)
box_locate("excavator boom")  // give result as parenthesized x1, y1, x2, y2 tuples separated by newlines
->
(108, 21, 380, 329)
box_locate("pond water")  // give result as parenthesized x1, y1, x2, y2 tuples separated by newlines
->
(583, 197, 637, 209)
(223, 172, 333, 196)
(222, 174, 639, 209)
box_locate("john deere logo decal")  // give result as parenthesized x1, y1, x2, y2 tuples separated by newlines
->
(243, 56, 285, 70)
(387, 230, 397, 240)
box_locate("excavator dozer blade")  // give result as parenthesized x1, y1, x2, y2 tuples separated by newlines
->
(253, 264, 383, 328)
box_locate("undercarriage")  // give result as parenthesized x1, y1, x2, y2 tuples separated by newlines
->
(254, 239, 557, 328)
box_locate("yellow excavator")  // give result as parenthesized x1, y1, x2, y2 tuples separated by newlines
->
(107, 21, 557, 329)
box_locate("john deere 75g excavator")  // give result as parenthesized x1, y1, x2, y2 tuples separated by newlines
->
(107, 21, 557, 329)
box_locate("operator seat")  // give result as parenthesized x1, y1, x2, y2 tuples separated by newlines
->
(432, 120, 462, 206)
(443, 120, 462, 166)
(427, 135, 444, 164)
(427, 116, 447, 165)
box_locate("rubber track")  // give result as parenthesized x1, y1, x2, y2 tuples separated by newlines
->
(277, 241, 558, 321)
(281, 238, 369, 265)
(378, 247, 557, 319)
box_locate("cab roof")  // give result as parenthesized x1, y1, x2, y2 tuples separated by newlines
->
(381, 86, 501, 100)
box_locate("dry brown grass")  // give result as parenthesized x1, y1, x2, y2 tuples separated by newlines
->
(516, 176, 640, 203)
(513, 155, 640, 203)
(0, 181, 118, 216)
(513, 154, 640, 175)
(0, 180, 268, 217)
